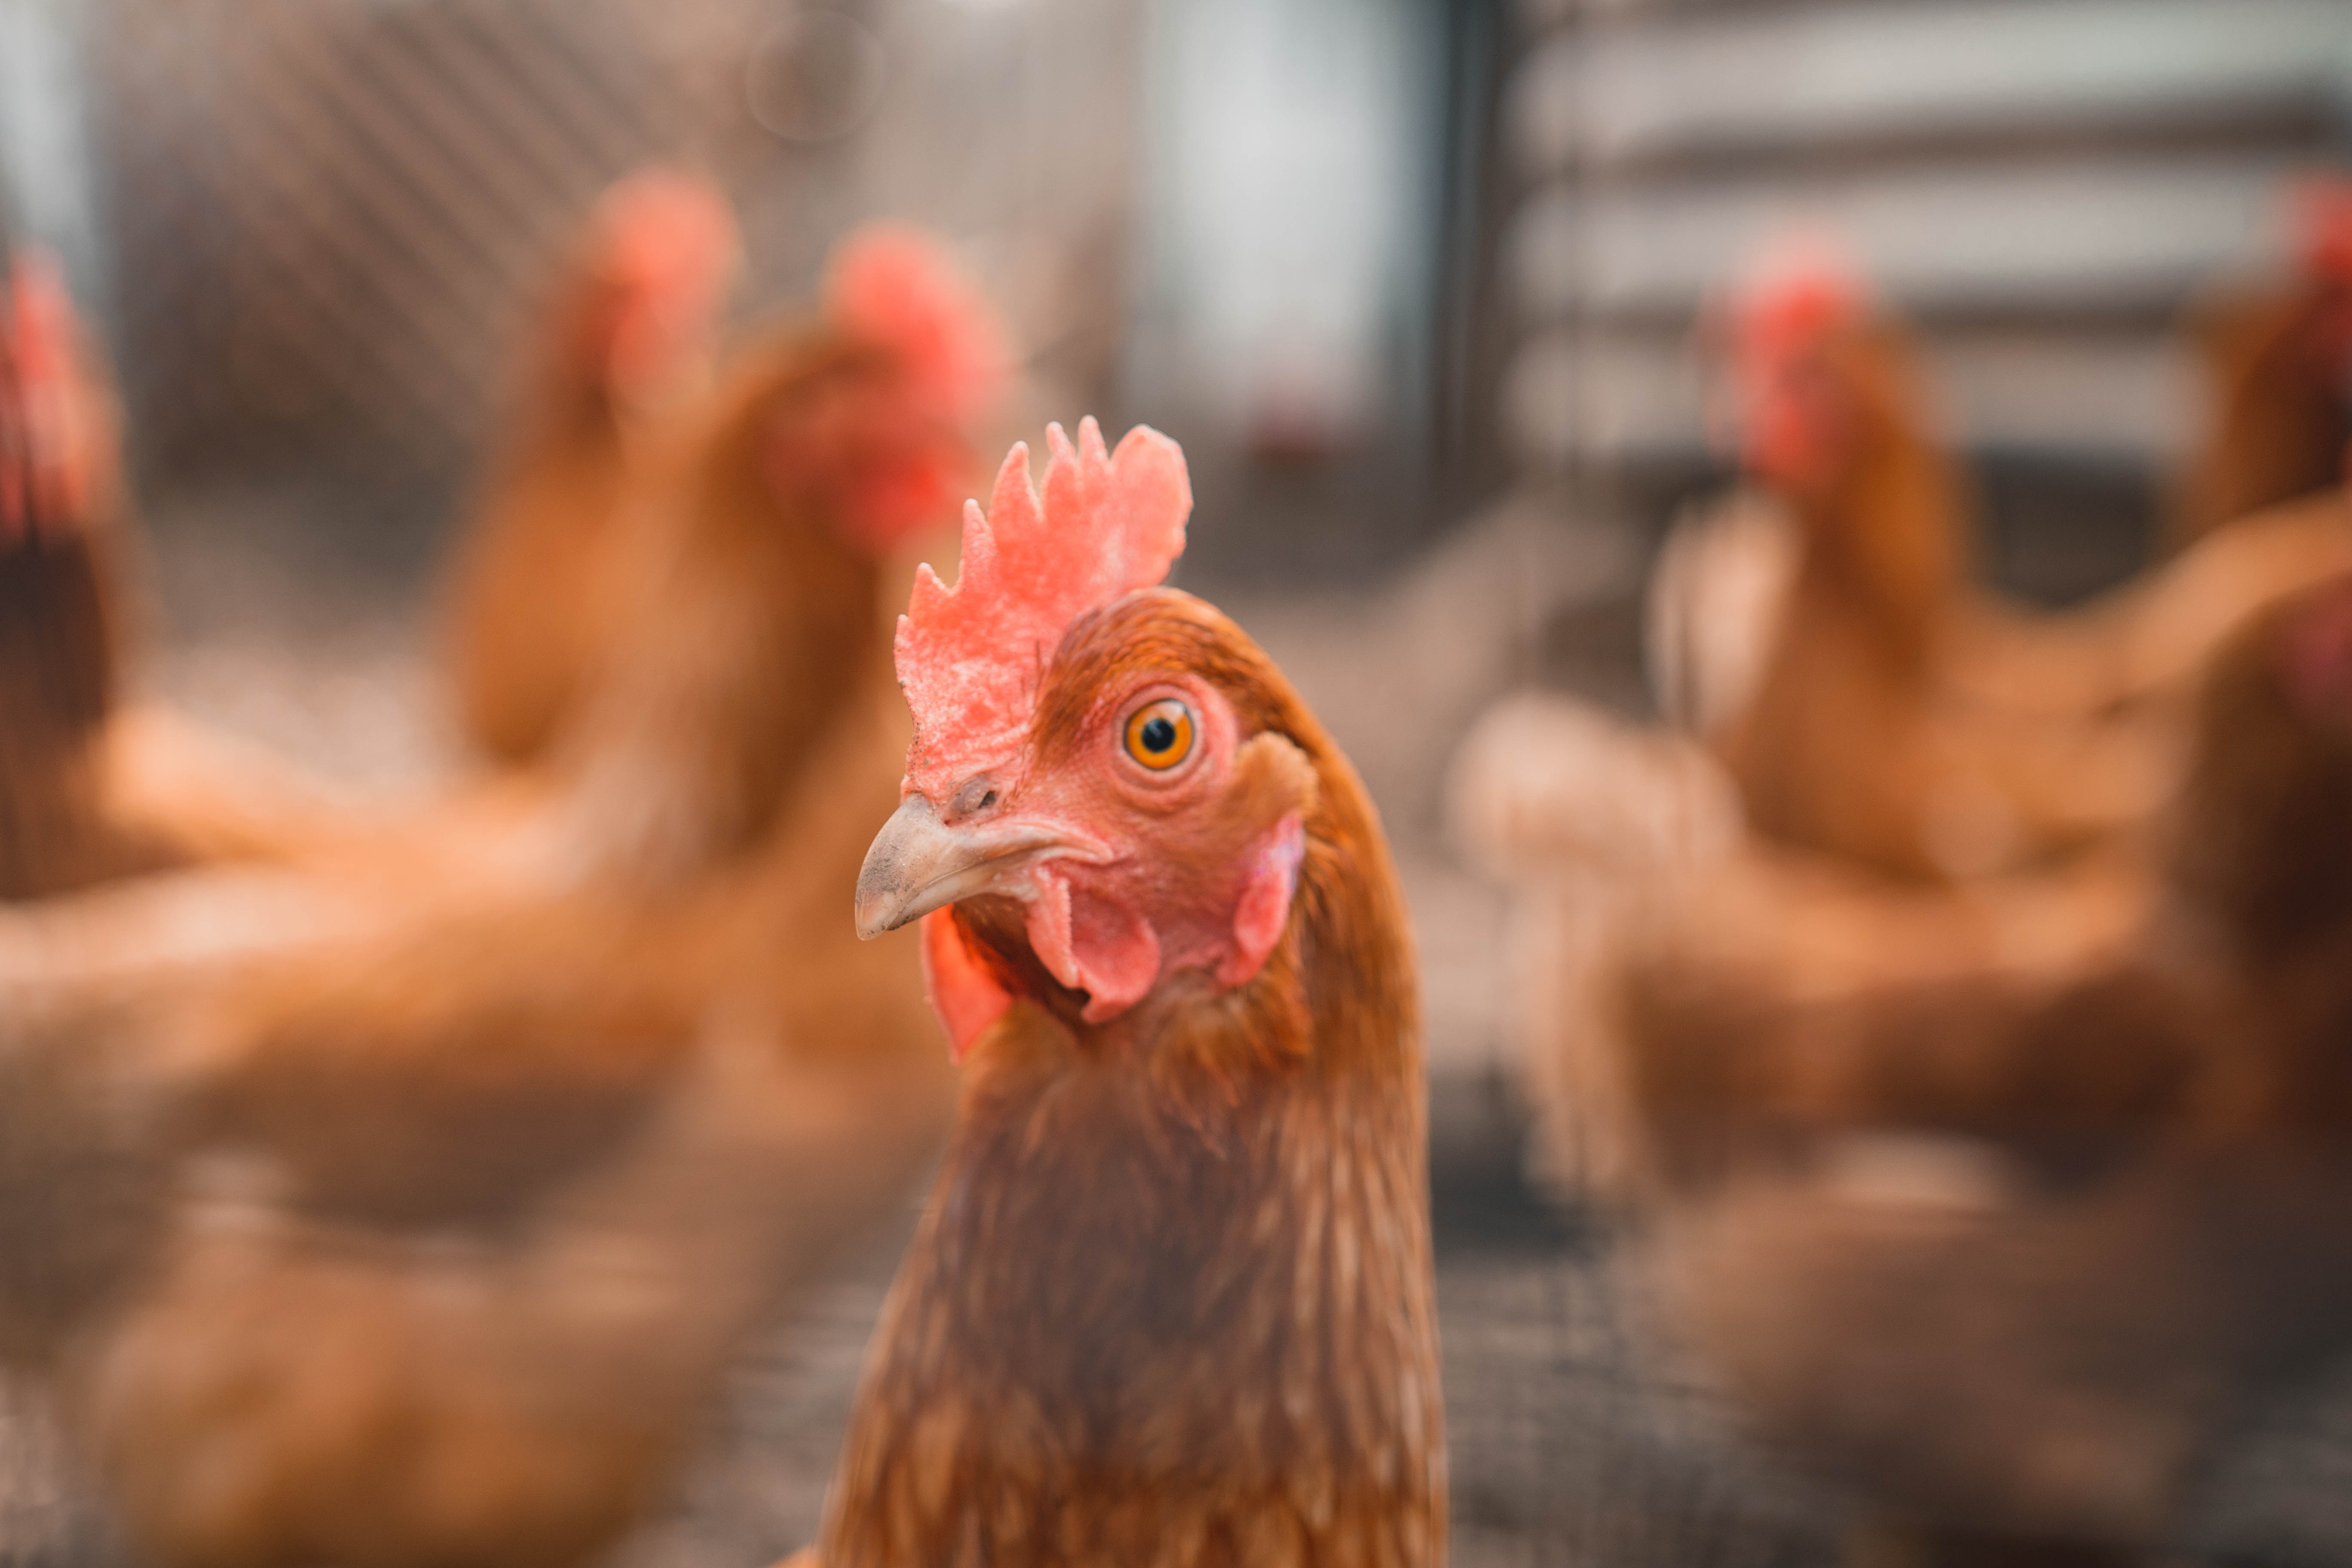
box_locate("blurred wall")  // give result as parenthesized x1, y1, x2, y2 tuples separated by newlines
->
(1121, 0, 1509, 587)
(0, 0, 103, 292)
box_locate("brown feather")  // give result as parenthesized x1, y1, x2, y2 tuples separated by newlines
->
(820, 590, 1446, 1568)
(2172, 286, 2352, 552)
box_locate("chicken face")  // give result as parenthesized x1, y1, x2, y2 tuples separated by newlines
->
(767, 227, 1011, 555)
(854, 420, 1314, 1037)
(858, 595, 1314, 1028)
(577, 169, 741, 408)
(1726, 243, 1871, 496)
(764, 351, 977, 554)
(0, 252, 104, 544)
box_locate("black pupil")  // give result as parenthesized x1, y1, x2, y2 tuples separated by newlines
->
(1140, 715, 1178, 754)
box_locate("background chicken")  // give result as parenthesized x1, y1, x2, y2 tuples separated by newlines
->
(1689, 250, 2163, 881)
(0, 223, 1011, 1568)
(1590, 573, 2352, 1566)
(0, 251, 353, 903)
(0, 248, 142, 898)
(2171, 177, 2352, 551)
(814, 420, 1445, 1566)
(438, 168, 742, 768)
(23, 669, 955, 1568)
(0, 221, 1012, 1008)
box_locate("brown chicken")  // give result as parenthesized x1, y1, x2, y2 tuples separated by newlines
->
(439, 168, 742, 766)
(0, 251, 353, 902)
(1660, 221, 2352, 735)
(0, 229, 1013, 1568)
(2171, 177, 2352, 550)
(1699, 251, 2167, 881)
(813, 420, 1446, 1565)
(0, 247, 142, 897)
(526, 224, 1014, 891)
(1600, 573, 2352, 1566)
(0, 221, 1014, 1001)
(32, 666, 953, 1568)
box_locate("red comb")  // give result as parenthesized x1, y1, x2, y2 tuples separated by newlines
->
(1, 250, 95, 542)
(587, 168, 739, 396)
(826, 225, 1011, 429)
(2292, 175, 2352, 287)
(1729, 237, 1869, 366)
(896, 419, 1190, 796)
(1721, 239, 1870, 485)
(594, 169, 738, 288)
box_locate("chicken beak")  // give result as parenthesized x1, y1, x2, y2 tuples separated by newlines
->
(854, 793, 1077, 940)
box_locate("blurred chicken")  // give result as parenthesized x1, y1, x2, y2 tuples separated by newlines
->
(530, 224, 1011, 891)
(0, 251, 350, 902)
(0, 248, 141, 897)
(0, 228, 1013, 1568)
(1657, 218, 2352, 752)
(809, 421, 1445, 1565)
(1693, 250, 2169, 880)
(2170, 176, 2352, 550)
(439, 168, 742, 766)
(0, 223, 1011, 996)
(1597, 574, 2352, 1565)
(1446, 692, 1743, 1194)
(26, 675, 955, 1568)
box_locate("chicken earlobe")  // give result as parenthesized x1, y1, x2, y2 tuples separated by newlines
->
(1217, 812, 1306, 989)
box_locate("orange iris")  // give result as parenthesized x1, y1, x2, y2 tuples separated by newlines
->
(1122, 699, 1194, 770)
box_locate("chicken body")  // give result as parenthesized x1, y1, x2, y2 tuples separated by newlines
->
(0, 224, 1010, 999)
(0, 228, 1009, 1568)
(2169, 180, 2352, 550)
(0, 253, 355, 902)
(37, 658, 953, 1568)
(0, 525, 956, 1568)
(819, 425, 1446, 1566)
(439, 169, 741, 766)
(1699, 288, 2167, 880)
(1656, 242, 2352, 883)
(1600, 577, 2352, 1564)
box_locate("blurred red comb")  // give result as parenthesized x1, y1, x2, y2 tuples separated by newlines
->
(896, 419, 1189, 795)
(826, 225, 1011, 431)
(1727, 235, 1870, 364)
(1, 249, 94, 542)
(2292, 175, 2352, 286)
(585, 168, 739, 399)
(592, 168, 739, 295)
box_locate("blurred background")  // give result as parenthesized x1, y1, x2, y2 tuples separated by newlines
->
(3, 0, 2351, 1563)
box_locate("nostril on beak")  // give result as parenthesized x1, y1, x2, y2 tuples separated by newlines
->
(947, 776, 1001, 821)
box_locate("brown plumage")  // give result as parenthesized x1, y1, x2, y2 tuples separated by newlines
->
(0, 537, 956, 1568)
(2169, 183, 2352, 550)
(439, 169, 741, 765)
(0, 527, 141, 896)
(1711, 296, 2167, 881)
(0, 252, 349, 902)
(0, 248, 151, 899)
(1596, 575, 2352, 1565)
(819, 423, 1442, 1566)
(0, 233, 1011, 1568)
(527, 329, 916, 888)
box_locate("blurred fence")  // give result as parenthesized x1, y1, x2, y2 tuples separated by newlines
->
(21, 0, 1146, 532)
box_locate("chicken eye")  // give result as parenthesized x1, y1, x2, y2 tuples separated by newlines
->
(1122, 698, 1195, 771)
